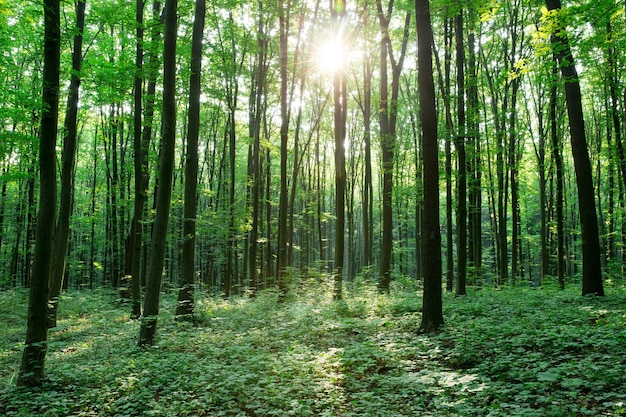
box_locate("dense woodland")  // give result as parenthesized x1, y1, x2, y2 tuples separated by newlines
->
(0, 0, 625, 402)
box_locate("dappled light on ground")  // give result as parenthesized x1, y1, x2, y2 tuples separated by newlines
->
(1, 284, 626, 416)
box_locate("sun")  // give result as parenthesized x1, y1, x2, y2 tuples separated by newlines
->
(316, 39, 345, 74)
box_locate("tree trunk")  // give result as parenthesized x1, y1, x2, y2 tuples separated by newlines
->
(376, 2, 410, 292)
(139, 0, 178, 346)
(277, 0, 290, 295)
(467, 8, 481, 285)
(48, 0, 86, 329)
(455, 10, 467, 296)
(546, 0, 604, 296)
(18, 0, 60, 386)
(332, 0, 347, 301)
(416, 0, 443, 334)
(176, 0, 205, 318)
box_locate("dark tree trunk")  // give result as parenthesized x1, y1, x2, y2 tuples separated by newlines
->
(455, 10, 467, 296)
(332, 0, 347, 301)
(277, 0, 290, 295)
(416, 0, 443, 334)
(361, 44, 374, 270)
(248, 6, 268, 297)
(376, 1, 410, 292)
(546, 0, 604, 296)
(550, 58, 566, 290)
(18, 0, 60, 386)
(466, 8, 481, 285)
(176, 0, 205, 318)
(139, 0, 178, 346)
(47, 0, 85, 328)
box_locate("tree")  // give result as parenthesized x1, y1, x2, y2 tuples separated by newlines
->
(48, 0, 86, 329)
(545, 0, 604, 296)
(331, 0, 347, 301)
(176, 0, 205, 318)
(17, 0, 60, 386)
(376, 0, 410, 292)
(138, 0, 178, 346)
(277, 0, 290, 295)
(455, 8, 467, 296)
(416, 0, 443, 334)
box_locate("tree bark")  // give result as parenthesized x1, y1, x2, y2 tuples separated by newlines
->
(139, 0, 178, 346)
(416, 0, 443, 334)
(48, 0, 86, 329)
(332, 0, 347, 301)
(176, 0, 205, 318)
(455, 10, 467, 296)
(546, 0, 604, 296)
(18, 0, 60, 386)
(277, 0, 290, 295)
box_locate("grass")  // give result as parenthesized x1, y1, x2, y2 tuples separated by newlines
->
(1, 280, 626, 416)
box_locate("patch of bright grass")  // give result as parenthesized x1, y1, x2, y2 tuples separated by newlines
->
(1, 283, 626, 416)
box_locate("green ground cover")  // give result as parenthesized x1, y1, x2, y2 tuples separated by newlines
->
(1, 281, 625, 416)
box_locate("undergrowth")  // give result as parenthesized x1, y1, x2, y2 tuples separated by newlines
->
(1, 281, 625, 416)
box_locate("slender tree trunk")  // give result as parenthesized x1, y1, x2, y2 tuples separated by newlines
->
(128, 0, 148, 319)
(376, 2, 410, 292)
(18, 0, 60, 386)
(48, 0, 86, 329)
(550, 58, 566, 290)
(277, 0, 290, 295)
(536, 97, 549, 285)
(332, 0, 347, 301)
(508, 78, 521, 285)
(139, 0, 178, 346)
(176, 0, 205, 318)
(455, 10, 467, 296)
(546, 0, 604, 296)
(416, 0, 443, 334)
(467, 8, 481, 285)
(248, 5, 268, 297)
(361, 46, 374, 270)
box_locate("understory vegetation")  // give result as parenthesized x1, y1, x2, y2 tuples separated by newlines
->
(1, 280, 626, 416)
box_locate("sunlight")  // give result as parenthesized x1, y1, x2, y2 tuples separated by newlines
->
(316, 39, 345, 74)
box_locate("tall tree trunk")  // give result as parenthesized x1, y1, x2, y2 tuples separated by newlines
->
(139, 0, 178, 346)
(277, 0, 290, 295)
(416, 0, 443, 334)
(508, 78, 521, 285)
(48, 0, 86, 329)
(248, 4, 268, 297)
(128, 0, 147, 319)
(332, 0, 347, 301)
(361, 42, 374, 270)
(455, 9, 467, 296)
(18, 0, 60, 386)
(176, 0, 205, 318)
(376, 1, 410, 292)
(546, 0, 604, 296)
(550, 57, 566, 290)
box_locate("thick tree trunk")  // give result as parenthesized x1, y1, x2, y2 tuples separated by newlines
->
(416, 0, 443, 334)
(139, 0, 178, 346)
(18, 0, 60, 386)
(546, 0, 604, 296)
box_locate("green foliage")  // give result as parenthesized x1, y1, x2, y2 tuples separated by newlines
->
(2, 285, 626, 416)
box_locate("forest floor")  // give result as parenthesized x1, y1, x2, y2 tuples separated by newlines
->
(1, 279, 626, 417)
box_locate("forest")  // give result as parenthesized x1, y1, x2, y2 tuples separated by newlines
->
(1, 0, 626, 415)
